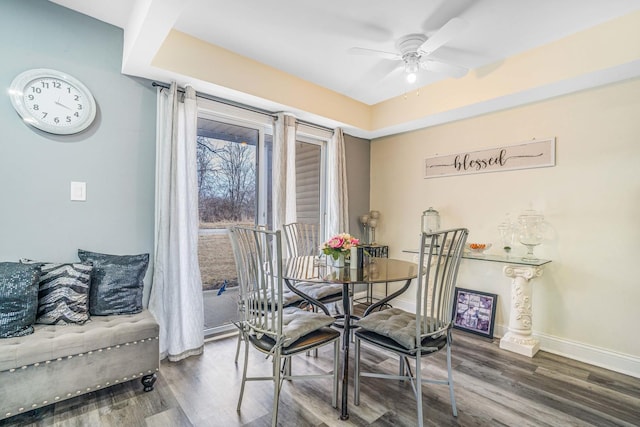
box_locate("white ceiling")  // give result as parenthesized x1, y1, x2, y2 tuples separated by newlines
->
(50, 0, 640, 134)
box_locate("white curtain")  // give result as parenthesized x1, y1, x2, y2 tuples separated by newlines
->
(273, 113, 298, 231)
(149, 83, 204, 362)
(327, 127, 349, 236)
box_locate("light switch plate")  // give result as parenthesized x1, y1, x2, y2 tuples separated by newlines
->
(70, 181, 86, 201)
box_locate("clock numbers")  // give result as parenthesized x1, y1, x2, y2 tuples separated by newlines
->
(22, 77, 87, 129)
(10, 69, 96, 134)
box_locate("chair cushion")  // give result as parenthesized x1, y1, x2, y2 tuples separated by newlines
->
(0, 263, 40, 338)
(78, 250, 149, 315)
(249, 288, 303, 307)
(357, 307, 419, 349)
(281, 307, 335, 347)
(294, 281, 342, 300)
(21, 260, 92, 325)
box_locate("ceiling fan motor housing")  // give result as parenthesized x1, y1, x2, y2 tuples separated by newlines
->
(396, 33, 428, 58)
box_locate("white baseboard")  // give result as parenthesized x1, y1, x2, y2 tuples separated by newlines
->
(367, 293, 640, 379)
(532, 331, 640, 379)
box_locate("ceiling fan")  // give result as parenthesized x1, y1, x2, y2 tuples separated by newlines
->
(349, 17, 470, 84)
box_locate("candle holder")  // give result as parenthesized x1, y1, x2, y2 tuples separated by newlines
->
(368, 210, 380, 244)
(359, 210, 381, 244)
(358, 214, 370, 244)
(497, 215, 516, 259)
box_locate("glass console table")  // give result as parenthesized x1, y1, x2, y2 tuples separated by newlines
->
(403, 249, 551, 357)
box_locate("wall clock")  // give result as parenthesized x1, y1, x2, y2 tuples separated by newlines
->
(9, 68, 97, 135)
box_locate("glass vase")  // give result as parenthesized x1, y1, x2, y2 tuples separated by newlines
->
(328, 253, 345, 268)
(517, 210, 544, 261)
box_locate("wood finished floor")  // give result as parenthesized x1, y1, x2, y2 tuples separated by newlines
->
(2, 328, 639, 426)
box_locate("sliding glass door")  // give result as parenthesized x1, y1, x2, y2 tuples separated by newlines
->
(195, 102, 329, 337)
(197, 115, 272, 336)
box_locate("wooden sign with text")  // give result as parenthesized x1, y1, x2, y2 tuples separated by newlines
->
(424, 138, 555, 179)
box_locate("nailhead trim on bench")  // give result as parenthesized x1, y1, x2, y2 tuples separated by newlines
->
(3, 336, 159, 418)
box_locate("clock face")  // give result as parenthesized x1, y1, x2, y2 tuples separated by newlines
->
(9, 69, 96, 135)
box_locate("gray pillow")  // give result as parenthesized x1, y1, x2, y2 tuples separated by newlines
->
(78, 250, 149, 316)
(0, 262, 40, 338)
(21, 260, 92, 325)
(357, 307, 419, 349)
(281, 306, 335, 347)
(294, 281, 342, 300)
(249, 287, 303, 307)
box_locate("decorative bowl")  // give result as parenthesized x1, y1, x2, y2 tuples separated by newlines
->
(465, 243, 492, 255)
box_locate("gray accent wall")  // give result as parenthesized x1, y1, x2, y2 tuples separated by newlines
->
(344, 134, 370, 240)
(0, 1, 156, 302)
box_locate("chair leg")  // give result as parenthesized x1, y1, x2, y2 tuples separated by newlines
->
(415, 350, 424, 427)
(236, 336, 250, 412)
(354, 337, 361, 406)
(234, 330, 244, 364)
(333, 339, 339, 408)
(447, 337, 458, 417)
(272, 353, 283, 427)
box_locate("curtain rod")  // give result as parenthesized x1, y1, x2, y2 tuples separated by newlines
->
(152, 81, 275, 117)
(152, 81, 334, 133)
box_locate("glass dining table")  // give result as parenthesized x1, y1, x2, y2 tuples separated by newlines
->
(283, 256, 419, 421)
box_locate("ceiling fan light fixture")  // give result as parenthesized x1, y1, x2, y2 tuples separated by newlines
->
(404, 54, 420, 84)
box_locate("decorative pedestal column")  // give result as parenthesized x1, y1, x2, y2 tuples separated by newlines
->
(500, 265, 544, 357)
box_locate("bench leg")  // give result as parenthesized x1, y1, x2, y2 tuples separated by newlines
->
(142, 373, 157, 392)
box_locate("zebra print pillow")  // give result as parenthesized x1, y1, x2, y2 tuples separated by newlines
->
(21, 260, 93, 325)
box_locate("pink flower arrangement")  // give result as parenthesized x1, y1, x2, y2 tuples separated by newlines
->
(322, 233, 359, 260)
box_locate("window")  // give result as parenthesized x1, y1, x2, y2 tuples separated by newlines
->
(295, 136, 326, 240)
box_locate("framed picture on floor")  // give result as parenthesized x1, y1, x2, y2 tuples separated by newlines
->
(452, 287, 498, 338)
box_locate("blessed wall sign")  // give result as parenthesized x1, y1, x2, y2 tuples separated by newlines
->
(424, 138, 555, 179)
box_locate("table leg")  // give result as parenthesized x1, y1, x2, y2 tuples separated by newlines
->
(340, 282, 350, 420)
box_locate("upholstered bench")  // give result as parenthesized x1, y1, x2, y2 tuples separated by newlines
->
(0, 310, 159, 420)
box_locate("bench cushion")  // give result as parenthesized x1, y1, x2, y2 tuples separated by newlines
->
(0, 310, 159, 372)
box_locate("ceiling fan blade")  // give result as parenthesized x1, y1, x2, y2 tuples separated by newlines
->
(419, 17, 469, 55)
(348, 47, 401, 61)
(421, 59, 468, 78)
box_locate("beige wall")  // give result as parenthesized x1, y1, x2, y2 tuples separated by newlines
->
(370, 77, 640, 375)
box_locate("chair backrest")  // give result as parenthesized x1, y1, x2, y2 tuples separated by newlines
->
(283, 222, 320, 257)
(415, 228, 468, 341)
(229, 226, 284, 341)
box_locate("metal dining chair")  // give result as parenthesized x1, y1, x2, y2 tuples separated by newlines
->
(229, 226, 340, 427)
(353, 227, 468, 427)
(230, 226, 305, 364)
(283, 222, 343, 308)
